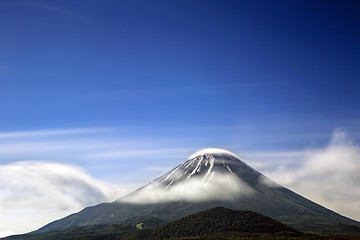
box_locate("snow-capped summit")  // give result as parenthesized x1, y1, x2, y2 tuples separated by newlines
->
(152, 148, 260, 189)
(120, 148, 259, 203)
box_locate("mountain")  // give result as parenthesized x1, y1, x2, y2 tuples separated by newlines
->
(5, 208, 360, 240)
(36, 148, 360, 234)
(152, 207, 299, 239)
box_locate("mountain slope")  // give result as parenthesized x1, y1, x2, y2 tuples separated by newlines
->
(36, 148, 360, 234)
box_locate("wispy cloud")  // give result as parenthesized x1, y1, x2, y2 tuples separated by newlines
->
(0, 161, 129, 234)
(264, 129, 360, 221)
(0, 140, 116, 154)
(0, 161, 123, 209)
(89, 148, 193, 159)
(239, 150, 308, 166)
(0, 128, 109, 138)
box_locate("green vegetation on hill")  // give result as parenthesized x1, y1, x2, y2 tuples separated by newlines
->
(152, 207, 298, 239)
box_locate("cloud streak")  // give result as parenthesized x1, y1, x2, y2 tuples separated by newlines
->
(89, 148, 193, 159)
(0, 128, 108, 138)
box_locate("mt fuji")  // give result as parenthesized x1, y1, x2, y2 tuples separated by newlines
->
(122, 148, 269, 203)
(36, 148, 360, 234)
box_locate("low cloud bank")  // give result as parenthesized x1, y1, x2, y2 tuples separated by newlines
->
(121, 173, 253, 204)
(0, 231, 15, 238)
(265, 130, 360, 221)
(0, 161, 127, 234)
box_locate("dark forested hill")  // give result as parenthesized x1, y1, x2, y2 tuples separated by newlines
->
(152, 207, 299, 239)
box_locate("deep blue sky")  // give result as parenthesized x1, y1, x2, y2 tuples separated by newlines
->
(1, 0, 359, 132)
(1, 0, 360, 235)
(1, 0, 360, 174)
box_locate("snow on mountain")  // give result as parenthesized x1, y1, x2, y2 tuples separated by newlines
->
(119, 148, 271, 203)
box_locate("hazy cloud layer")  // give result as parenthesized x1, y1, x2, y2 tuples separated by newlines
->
(265, 130, 360, 221)
(0, 161, 127, 235)
(121, 174, 253, 204)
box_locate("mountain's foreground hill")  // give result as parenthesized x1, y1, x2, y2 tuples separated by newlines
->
(36, 148, 360, 234)
(152, 207, 299, 239)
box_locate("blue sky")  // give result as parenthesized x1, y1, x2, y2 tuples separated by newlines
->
(0, 0, 360, 236)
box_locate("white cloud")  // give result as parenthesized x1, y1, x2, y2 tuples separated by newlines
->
(120, 173, 253, 204)
(0, 231, 16, 238)
(264, 129, 360, 221)
(0, 231, 15, 238)
(0, 161, 130, 235)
